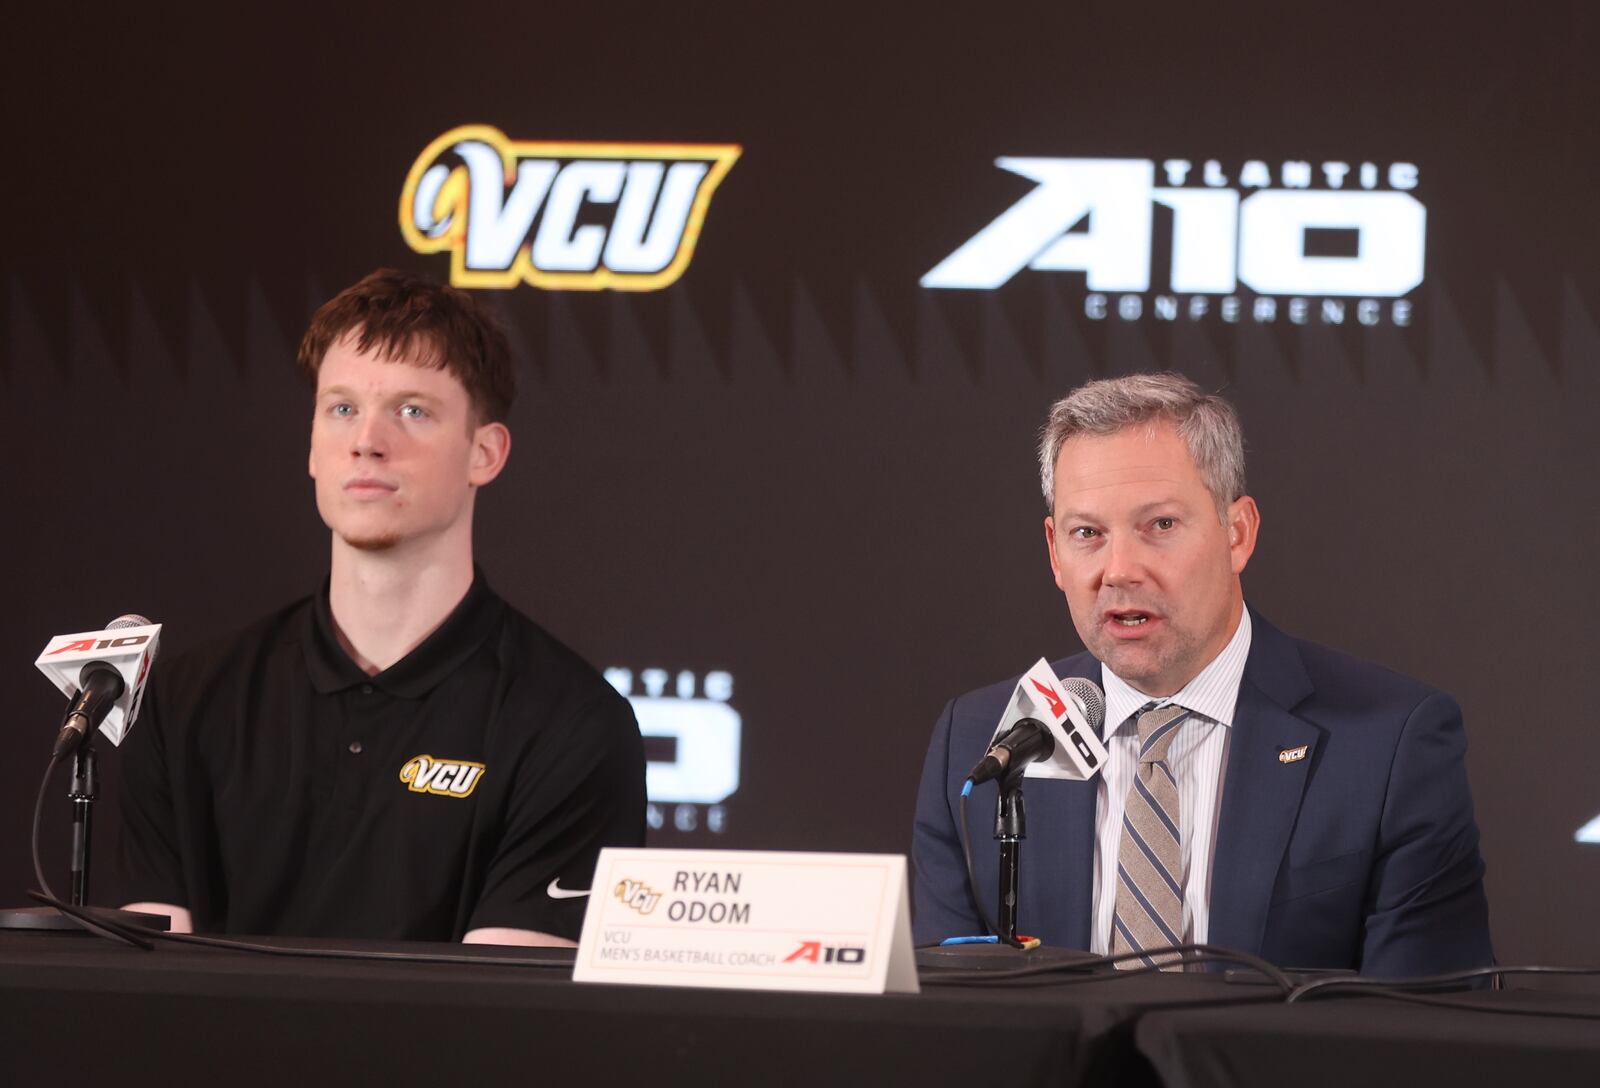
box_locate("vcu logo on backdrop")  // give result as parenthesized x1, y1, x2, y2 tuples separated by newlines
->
(399, 754, 486, 798)
(400, 124, 740, 291)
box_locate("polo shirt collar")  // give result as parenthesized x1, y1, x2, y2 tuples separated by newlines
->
(1100, 605, 1253, 737)
(304, 568, 502, 698)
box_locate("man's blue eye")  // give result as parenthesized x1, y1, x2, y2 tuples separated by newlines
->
(330, 403, 353, 417)
(400, 404, 427, 420)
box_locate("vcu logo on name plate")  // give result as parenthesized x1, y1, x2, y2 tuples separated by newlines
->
(400, 124, 740, 291)
(615, 879, 664, 915)
(399, 754, 486, 798)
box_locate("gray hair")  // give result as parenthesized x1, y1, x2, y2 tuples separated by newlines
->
(1037, 372, 1246, 517)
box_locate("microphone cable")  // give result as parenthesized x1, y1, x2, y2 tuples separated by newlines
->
(919, 940, 1297, 996)
(23, 890, 575, 970)
(1287, 964, 1600, 1018)
(30, 753, 62, 905)
(29, 751, 151, 950)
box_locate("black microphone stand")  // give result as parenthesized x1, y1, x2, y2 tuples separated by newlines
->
(68, 740, 98, 906)
(915, 764, 1101, 971)
(994, 765, 1030, 943)
(0, 723, 168, 933)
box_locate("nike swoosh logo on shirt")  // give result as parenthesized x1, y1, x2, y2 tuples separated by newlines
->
(546, 878, 591, 900)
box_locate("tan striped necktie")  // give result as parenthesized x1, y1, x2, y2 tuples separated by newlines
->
(1110, 702, 1192, 970)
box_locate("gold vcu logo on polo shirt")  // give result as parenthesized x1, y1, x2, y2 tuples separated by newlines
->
(399, 754, 486, 798)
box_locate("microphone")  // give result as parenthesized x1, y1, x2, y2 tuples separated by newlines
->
(36, 614, 162, 754)
(54, 664, 127, 758)
(1062, 676, 1105, 733)
(967, 718, 1053, 784)
(969, 661, 1110, 785)
(1058, 675, 1107, 770)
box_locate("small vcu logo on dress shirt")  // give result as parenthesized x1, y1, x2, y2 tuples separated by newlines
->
(399, 754, 486, 797)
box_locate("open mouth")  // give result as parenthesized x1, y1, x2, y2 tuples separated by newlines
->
(1108, 610, 1155, 628)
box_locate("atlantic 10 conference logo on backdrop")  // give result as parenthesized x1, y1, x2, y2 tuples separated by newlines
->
(923, 158, 1424, 327)
(605, 667, 740, 835)
(400, 125, 740, 290)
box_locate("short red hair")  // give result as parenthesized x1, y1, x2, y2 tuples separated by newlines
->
(296, 268, 515, 425)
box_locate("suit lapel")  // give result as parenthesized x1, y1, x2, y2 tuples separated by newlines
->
(1207, 613, 1321, 957)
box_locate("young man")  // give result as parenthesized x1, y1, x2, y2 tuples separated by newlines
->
(119, 269, 645, 945)
(912, 372, 1492, 975)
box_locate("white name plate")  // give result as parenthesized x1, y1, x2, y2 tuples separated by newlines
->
(573, 848, 918, 994)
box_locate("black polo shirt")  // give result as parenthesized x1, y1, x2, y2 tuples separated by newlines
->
(117, 572, 645, 940)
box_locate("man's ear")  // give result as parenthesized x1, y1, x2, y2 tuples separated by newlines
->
(469, 422, 512, 487)
(1044, 515, 1066, 592)
(1227, 495, 1260, 575)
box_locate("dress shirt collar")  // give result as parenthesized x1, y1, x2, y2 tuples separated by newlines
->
(1100, 605, 1253, 736)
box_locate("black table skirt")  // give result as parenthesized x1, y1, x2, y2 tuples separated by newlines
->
(1137, 987, 1600, 1088)
(2, 932, 1596, 1086)
(0, 932, 1267, 1086)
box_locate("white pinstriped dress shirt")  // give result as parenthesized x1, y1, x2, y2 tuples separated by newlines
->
(1088, 608, 1252, 955)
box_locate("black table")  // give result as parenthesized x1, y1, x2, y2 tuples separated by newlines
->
(2, 931, 1596, 1086)
(0, 932, 1271, 1086)
(1136, 984, 1600, 1088)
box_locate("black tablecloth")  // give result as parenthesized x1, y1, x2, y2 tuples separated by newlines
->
(1136, 986, 1600, 1088)
(3, 931, 1596, 1086)
(0, 932, 1268, 1086)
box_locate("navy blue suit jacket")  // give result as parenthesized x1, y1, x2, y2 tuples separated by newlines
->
(911, 609, 1493, 975)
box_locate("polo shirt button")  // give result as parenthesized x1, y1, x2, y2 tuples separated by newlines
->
(348, 741, 363, 754)
(360, 683, 373, 695)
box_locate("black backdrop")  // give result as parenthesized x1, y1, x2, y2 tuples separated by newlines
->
(3, 4, 1596, 965)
